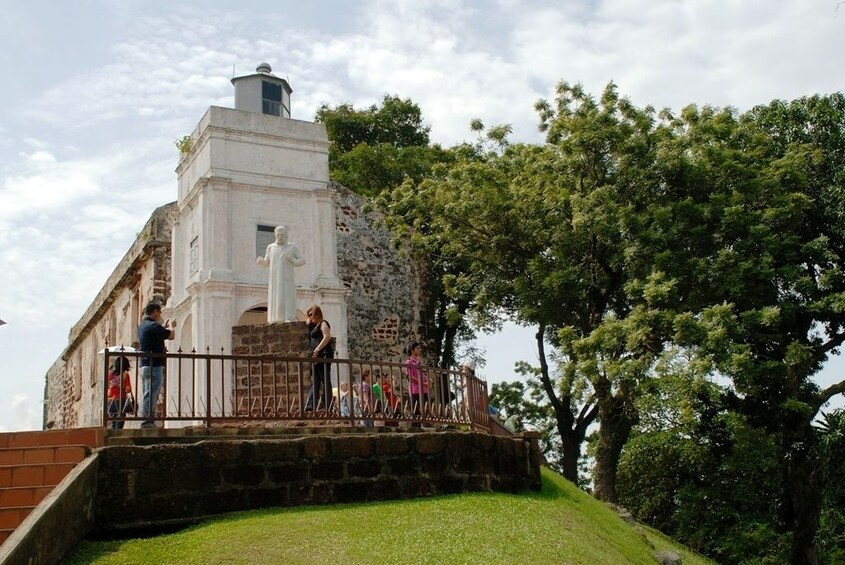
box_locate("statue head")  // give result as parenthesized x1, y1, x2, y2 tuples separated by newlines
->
(274, 225, 288, 244)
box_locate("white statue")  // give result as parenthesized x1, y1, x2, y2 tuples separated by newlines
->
(256, 225, 306, 323)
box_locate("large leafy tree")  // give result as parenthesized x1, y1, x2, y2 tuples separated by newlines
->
(653, 94, 845, 564)
(617, 349, 790, 563)
(385, 83, 673, 491)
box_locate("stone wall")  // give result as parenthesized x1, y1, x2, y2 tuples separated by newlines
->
(94, 431, 542, 530)
(230, 322, 312, 414)
(43, 203, 176, 430)
(334, 183, 428, 362)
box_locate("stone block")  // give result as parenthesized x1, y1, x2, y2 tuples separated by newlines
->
(465, 475, 492, 492)
(249, 486, 290, 509)
(452, 453, 478, 475)
(221, 465, 265, 487)
(399, 475, 433, 498)
(473, 434, 494, 451)
(267, 461, 308, 483)
(346, 458, 383, 479)
(374, 434, 410, 456)
(415, 434, 445, 455)
(201, 441, 244, 463)
(334, 480, 374, 503)
(303, 437, 326, 459)
(365, 478, 401, 501)
(311, 461, 345, 481)
(445, 432, 473, 452)
(420, 453, 448, 474)
(437, 473, 467, 495)
(330, 436, 373, 458)
(385, 455, 419, 476)
(249, 441, 301, 462)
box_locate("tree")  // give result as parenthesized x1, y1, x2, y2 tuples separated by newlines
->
(384, 83, 674, 492)
(661, 93, 845, 564)
(315, 95, 448, 198)
(617, 349, 790, 563)
(315, 95, 467, 367)
(366, 84, 845, 562)
(816, 409, 845, 563)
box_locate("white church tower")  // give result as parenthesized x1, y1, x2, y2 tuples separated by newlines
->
(169, 62, 348, 372)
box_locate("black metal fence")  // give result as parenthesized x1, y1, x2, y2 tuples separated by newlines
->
(102, 347, 490, 431)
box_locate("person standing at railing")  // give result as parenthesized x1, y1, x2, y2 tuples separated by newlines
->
(405, 341, 428, 426)
(461, 361, 480, 420)
(137, 302, 176, 429)
(106, 356, 134, 430)
(305, 305, 333, 412)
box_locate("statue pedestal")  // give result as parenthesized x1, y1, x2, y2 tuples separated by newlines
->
(231, 322, 311, 416)
(232, 321, 309, 356)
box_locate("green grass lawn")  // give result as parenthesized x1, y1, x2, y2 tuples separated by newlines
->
(65, 468, 712, 564)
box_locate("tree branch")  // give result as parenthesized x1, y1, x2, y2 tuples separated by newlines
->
(535, 322, 570, 427)
(814, 379, 845, 413)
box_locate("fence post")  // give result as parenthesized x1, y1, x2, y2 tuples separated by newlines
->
(205, 350, 212, 428)
(103, 346, 111, 428)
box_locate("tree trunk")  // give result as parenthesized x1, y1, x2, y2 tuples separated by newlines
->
(534, 322, 596, 485)
(593, 388, 638, 502)
(559, 430, 582, 484)
(786, 442, 823, 564)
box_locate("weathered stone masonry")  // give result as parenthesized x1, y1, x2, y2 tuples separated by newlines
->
(95, 431, 542, 530)
(44, 203, 176, 430)
(334, 183, 427, 362)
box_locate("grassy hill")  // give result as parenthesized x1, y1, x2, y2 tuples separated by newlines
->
(65, 468, 712, 564)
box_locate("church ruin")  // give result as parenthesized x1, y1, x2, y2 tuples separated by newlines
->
(43, 64, 428, 429)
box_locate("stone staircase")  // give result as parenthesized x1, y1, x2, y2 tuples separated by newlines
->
(0, 428, 104, 546)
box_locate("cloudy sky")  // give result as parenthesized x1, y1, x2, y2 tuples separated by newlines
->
(0, 0, 843, 432)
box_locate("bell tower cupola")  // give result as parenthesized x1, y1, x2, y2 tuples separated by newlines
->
(231, 62, 292, 118)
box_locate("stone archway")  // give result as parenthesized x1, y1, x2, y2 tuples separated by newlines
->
(166, 314, 196, 427)
(237, 305, 308, 326)
(237, 305, 267, 326)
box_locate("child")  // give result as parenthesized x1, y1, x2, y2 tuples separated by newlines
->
(107, 356, 134, 430)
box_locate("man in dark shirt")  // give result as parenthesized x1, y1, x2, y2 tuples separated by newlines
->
(137, 302, 176, 428)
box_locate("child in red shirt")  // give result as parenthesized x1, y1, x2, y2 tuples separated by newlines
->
(107, 356, 134, 429)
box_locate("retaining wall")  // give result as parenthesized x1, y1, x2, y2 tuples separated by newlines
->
(95, 431, 542, 531)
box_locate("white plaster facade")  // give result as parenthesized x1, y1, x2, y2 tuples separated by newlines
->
(167, 102, 350, 418)
(171, 104, 349, 345)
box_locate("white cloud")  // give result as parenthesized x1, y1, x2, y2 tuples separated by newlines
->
(0, 395, 42, 433)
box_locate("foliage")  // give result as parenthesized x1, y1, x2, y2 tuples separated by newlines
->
(384, 82, 679, 495)
(315, 95, 449, 198)
(64, 468, 713, 565)
(617, 417, 789, 564)
(174, 135, 192, 154)
(816, 409, 845, 563)
(657, 93, 845, 563)
(316, 95, 469, 367)
(321, 86, 845, 562)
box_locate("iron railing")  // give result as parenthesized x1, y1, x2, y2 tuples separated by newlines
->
(102, 347, 490, 431)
